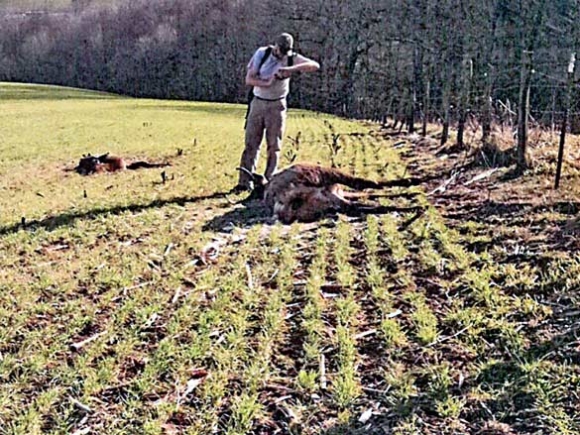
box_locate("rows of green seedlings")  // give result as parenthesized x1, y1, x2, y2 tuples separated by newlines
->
(362, 211, 438, 432)
(331, 219, 363, 423)
(192, 235, 262, 434)
(285, 115, 360, 165)
(364, 215, 408, 352)
(0, 226, 141, 432)
(390, 208, 494, 430)
(453, 226, 580, 433)
(338, 132, 376, 179)
(7, 109, 577, 433)
(0, 200, 260, 433)
(320, 128, 515, 430)
(357, 184, 576, 433)
(225, 225, 302, 435)
(0, 204, 223, 433)
(428, 216, 558, 429)
(296, 227, 328, 395)
(0, 111, 403, 434)
(149, 224, 304, 435)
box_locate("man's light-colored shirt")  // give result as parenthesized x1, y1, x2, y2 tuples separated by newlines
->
(248, 46, 291, 100)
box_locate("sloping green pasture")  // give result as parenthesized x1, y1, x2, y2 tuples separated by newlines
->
(0, 0, 118, 9)
(0, 83, 578, 435)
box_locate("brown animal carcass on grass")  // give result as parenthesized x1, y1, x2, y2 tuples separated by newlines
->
(75, 153, 169, 175)
(239, 163, 427, 224)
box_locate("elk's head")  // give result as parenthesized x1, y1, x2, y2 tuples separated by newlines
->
(273, 185, 334, 224)
(75, 153, 101, 175)
(236, 167, 268, 201)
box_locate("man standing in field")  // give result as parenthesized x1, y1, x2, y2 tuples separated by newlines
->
(234, 33, 320, 192)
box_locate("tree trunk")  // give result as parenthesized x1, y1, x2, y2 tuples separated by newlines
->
(550, 87, 557, 132)
(481, 0, 500, 144)
(481, 68, 493, 144)
(457, 56, 472, 148)
(516, 49, 533, 172)
(409, 43, 423, 134)
(422, 78, 430, 137)
(441, 63, 452, 146)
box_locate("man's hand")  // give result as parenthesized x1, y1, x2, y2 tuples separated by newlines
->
(246, 69, 276, 87)
(275, 67, 292, 80)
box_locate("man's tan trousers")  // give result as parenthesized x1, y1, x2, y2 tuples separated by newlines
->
(238, 97, 287, 187)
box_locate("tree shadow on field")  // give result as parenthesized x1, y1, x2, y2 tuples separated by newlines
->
(140, 104, 245, 117)
(201, 200, 274, 232)
(444, 200, 533, 223)
(448, 200, 580, 222)
(0, 191, 233, 236)
(443, 199, 580, 261)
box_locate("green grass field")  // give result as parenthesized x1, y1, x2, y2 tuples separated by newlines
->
(1, 82, 579, 435)
(0, 0, 118, 10)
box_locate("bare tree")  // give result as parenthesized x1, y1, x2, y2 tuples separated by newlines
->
(515, 1, 545, 173)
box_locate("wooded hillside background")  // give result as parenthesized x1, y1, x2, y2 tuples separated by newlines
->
(1, 0, 580, 133)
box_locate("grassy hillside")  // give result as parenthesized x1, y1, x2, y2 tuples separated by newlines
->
(0, 83, 374, 229)
(0, 0, 65, 9)
(1, 83, 579, 435)
(0, 0, 117, 10)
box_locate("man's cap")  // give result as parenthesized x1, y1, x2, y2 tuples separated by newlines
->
(275, 33, 294, 55)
